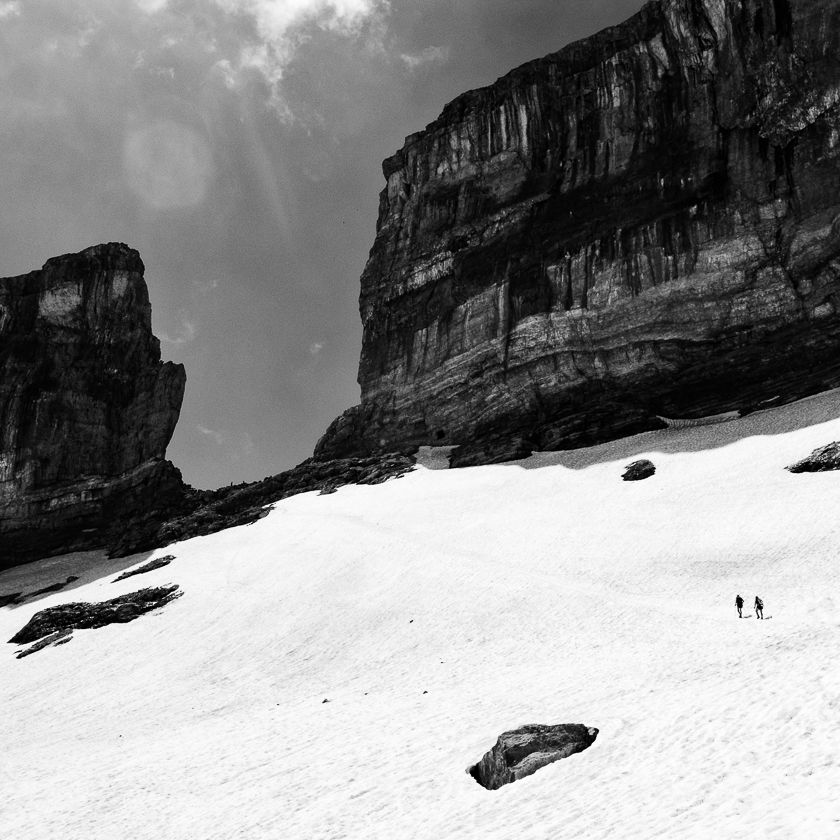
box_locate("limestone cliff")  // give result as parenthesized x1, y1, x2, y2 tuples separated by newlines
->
(0, 244, 186, 566)
(316, 0, 840, 465)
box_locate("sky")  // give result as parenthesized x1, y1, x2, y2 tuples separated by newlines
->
(0, 0, 643, 490)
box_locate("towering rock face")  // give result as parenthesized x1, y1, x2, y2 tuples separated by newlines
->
(316, 0, 840, 464)
(0, 244, 186, 566)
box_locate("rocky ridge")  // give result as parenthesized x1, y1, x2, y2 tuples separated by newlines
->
(316, 0, 840, 466)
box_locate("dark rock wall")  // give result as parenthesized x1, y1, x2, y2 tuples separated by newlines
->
(316, 0, 840, 462)
(0, 243, 186, 565)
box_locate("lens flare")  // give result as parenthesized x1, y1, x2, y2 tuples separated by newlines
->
(123, 121, 214, 210)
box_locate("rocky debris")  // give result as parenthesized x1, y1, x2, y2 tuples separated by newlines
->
(109, 453, 416, 557)
(113, 555, 174, 582)
(622, 460, 656, 481)
(15, 628, 73, 659)
(468, 723, 598, 790)
(8, 585, 182, 645)
(315, 0, 840, 466)
(786, 442, 840, 472)
(0, 243, 187, 568)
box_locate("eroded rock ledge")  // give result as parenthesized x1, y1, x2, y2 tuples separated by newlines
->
(0, 244, 186, 567)
(316, 0, 840, 466)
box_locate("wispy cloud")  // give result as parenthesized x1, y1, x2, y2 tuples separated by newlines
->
(197, 424, 225, 445)
(309, 341, 324, 355)
(159, 313, 198, 346)
(209, 0, 390, 117)
(0, 1, 21, 19)
(400, 45, 449, 71)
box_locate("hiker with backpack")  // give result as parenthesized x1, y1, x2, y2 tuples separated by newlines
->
(735, 594, 744, 618)
(754, 595, 764, 619)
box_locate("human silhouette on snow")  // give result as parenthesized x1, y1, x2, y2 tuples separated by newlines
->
(735, 594, 744, 618)
(754, 596, 764, 619)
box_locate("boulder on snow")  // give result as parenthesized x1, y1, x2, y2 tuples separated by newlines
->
(786, 442, 840, 473)
(468, 723, 598, 790)
(8, 585, 182, 645)
(622, 459, 656, 481)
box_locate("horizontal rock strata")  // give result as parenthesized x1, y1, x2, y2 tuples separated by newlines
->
(316, 0, 840, 466)
(0, 244, 186, 567)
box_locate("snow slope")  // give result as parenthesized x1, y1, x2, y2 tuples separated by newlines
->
(3, 390, 840, 839)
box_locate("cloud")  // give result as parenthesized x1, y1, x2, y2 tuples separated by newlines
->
(0, 1, 20, 19)
(134, 0, 168, 12)
(309, 341, 324, 355)
(399, 45, 448, 70)
(203, 0, 391, 116)
(159, 314, 198, 346)
(197, 424, 225, 445)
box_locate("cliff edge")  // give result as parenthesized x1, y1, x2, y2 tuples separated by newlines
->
(0, 243, 186, 566)
(316, 0, 840, 465)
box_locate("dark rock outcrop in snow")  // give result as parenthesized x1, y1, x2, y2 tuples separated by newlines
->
(0, 244, 186, 567)
(15, 628, 73, 659)
(316, 0, 840, 466)
(113, 555, 174, 582)
(622, 459, 656, 481)
(468, 723, 598, 790)
(8, 585, 182, 645)
(786, 441, 840, 472)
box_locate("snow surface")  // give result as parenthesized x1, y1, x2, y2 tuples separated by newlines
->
(3, 390, 840, 839)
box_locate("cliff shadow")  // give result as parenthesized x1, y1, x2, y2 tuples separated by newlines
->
(461, 387, 840, 473)
(0, 548, 159, 612)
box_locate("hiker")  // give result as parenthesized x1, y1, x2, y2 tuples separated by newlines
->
(735, 594, 744, 618)
(754, 595, 764, 620)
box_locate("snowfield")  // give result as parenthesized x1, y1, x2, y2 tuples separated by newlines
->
(3, 390, 840, 839)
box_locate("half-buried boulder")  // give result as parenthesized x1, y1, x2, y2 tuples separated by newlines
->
(786, 442, 840, 473)
(8, 585, 181, 645)
(622, 459, 656, 481)
(468, 723, 598, 790)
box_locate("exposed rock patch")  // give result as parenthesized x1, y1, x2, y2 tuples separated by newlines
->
(8, 585, 182, 645)
(622, 460, 656, 481)
(786, 441, 840, 472)
(468, 723, 598, 790)
(315, 0, 840, 466)
(113, 555, 174, 582)
(15, 628, 73, 659)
